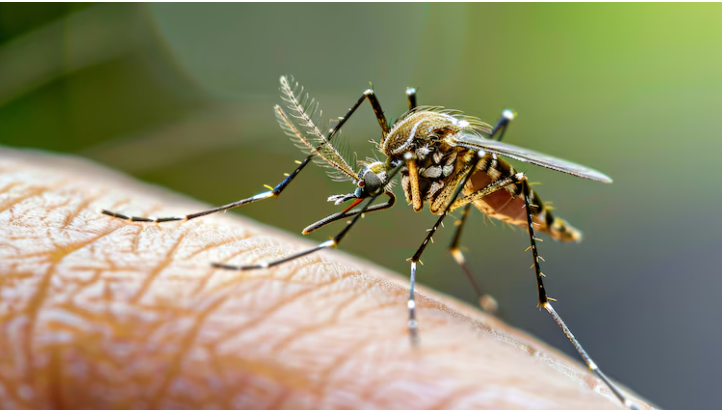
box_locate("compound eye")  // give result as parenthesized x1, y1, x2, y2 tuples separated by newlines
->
(363, 171, 383, 194)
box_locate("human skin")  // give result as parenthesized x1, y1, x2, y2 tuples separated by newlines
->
(0, 147, 657, 410)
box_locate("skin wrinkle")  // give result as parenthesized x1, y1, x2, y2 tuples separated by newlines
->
(318, 332, 379, 382)
(183, 235, 254, 261)
(204, 347, 316, 400)
(0, 147, 659, 410)
(129, 224, 192, 304)
(207, 270, 274, 301)
(49, 345, 65, 410)
(200, 342, 316, 404)
(189, 237, 264, 296)
(319, 275, 377, 318)
(320, 329, 415, 408)
(268, 279, 393, 357)
(199, 241, 277, 290)
(42, 197, 72, 214)
(191, 263, 225, 297)
(365, 367, 479, 410)
(24, 224, 126, 391)
(428, 384, 487, 410)
(203, 266, 293, 307)
(357, 353, 417, 408)
(147, 292, 229, 409)
(266, 387, 294, 410)
(129, 224, 144, 254)
(0, 372, 27, 408)
(284, 258, 334, 282)
(333, 276, 387, 313)
(0, 186, 51, 214)
(0, 181, 22, 196)
(210, 251, 347, 298)
(209, 270, 365, 352)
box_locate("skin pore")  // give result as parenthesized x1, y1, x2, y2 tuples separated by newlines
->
(0, 147, 656, 410)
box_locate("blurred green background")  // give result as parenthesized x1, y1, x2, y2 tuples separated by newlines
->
(2, 3, 720, 409)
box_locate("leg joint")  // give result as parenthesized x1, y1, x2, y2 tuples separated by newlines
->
(449, 248, 465, 264)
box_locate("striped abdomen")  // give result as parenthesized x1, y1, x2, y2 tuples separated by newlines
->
(467, 153, 581, 242)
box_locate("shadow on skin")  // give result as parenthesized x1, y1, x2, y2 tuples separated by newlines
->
(0, 147, 657, 409)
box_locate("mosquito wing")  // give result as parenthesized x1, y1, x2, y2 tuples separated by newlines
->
(277, 76, 357, 183)
(448, 132, 612, 183)
(275, 105, 358, 183)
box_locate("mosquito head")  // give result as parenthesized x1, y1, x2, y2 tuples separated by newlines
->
(355, 161, 389, 197)
(328, 161, 391, 206)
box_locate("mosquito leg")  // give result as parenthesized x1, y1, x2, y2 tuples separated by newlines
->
(406, 152, 483, 342)
(447, 203, 498, 313)
(102, 88, 391, 224)
(440, 111, 516, 311)
(402, 85, 421, 210)
(427, 109, 514, 215)
(490, 109, 515, 142)
(399, 87, 425, 211)
(408, 164, 524, 342)
(406, 87, 417, 110)
(445, 173, 528, 308)
(302, 192, 396, 234)
(213, 195, 377, 270)
(407, 202, 458, 342)
(406, 158, 424, 212)
(448, 174, 522, 212)
(213, 160, 405, 271)
(362, 89, 390, 139)
(520, 179, 641, 410)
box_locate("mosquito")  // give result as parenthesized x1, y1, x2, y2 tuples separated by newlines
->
(103, 76, 640, 409)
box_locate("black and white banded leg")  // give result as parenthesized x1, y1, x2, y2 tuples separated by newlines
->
(406, 87, 417, 110)
(406, 156, 525, 343)
(302, 192, 396, 234)
(447, 203, 498, 313)
(444, 109, 516, 312)
(300, 87, 417, 234)
(101, 88, 391, 223)
(490, 109, 515, 142)
(520, 179, 641, 410)
(212, 159, 405, 271)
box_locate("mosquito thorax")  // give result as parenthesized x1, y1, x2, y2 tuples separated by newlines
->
(381, 110, 486, 159)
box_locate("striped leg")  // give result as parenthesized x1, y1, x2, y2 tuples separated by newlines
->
(406, 156, 523, 343)
(102, 89, 390, 223)
(447, 203, 498, 313)
(302, 192, 396, 234)
(402, 86, 424, 213)
(490, 109, 515, 142)
(520, 179, 641, 410)
(300, 85, 418, 234)
(406, 87, 417, 110)
(213, 160, 405, 271)
(444, 109, 516, 312)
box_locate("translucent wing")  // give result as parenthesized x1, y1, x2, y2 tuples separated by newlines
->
(448, 132, 612, 183)
(276, 76, 356, 183)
